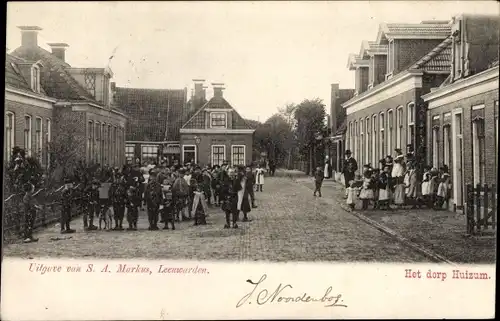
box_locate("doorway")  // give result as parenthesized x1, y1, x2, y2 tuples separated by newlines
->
(452, 110, 464, 209)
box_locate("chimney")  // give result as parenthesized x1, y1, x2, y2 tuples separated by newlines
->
(18, 26, 42, 47)
(212, 83, 225, 98)
(193, 79, 205, 100)
(47, 43, 69, 62)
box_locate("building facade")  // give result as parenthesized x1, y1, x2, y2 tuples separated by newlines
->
(6, 26, 127, 169)
(328, 83, 355, 175)
(342, 21, 452, 171)
(180, 84, 255, 166)
(422, 15, 499, 210)
(114, 86, 187, 165)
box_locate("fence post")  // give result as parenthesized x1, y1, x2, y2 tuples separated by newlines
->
(492, 184, 496, 230)
(466, 184, 474, 235)
(483, 184, 489, 230)
(475, 184, 482, 234)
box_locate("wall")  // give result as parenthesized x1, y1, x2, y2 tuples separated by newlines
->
(4, 96, 53, 166)
(374, 55, 387, 86)
(181, 133, 253, 166)
(427, 89, 498, 187)
(394, 39, 444, 75)
(346, 88, 418, 168)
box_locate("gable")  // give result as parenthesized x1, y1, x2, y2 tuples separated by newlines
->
(181, 96, 253, 130)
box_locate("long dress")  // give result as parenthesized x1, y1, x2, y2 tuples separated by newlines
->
(391, 155, 405, 178)
(358, 178, 374, 200)
(237, 177, 252, 213)
(255, 168, 265, 185)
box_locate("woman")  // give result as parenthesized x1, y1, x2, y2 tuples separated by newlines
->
(405, 162, 420, 209)
(236, 166, 252, 222)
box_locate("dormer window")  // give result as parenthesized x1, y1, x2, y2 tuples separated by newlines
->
(210, 112, 227, 129)
(31, 65, 40, 93)
(386, 39, 395, 79)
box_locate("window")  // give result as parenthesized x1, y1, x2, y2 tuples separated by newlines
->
(107, 124, 111, 165)
(88, 121, 94, 162)
(472, 118, 485, 185)
(354, 121, 358, 160)
(231, 145, 246, 166)
(5, 112, 15, 161)
(432, 122, 440, 168)
(101, 123, 106, 164)
(387, 110, 394, 156)
(210, 112, 227, 128)
(359, 119, 364, 166)
(211, 145, 226, 166)
(114, 127, 117, 165)
(379, 112, 385, 159)
(141, 145, 158, 164)
(372, 115, 377, 166)
(396, 106, 404, 148)
(46, 119, 51, 168)
(35, 117, 42, 161)
(369, 57, 375, 88)
(407, 102, 415, 148)
(386, 39, 395, 78)
(125, 144, 135, 163)
(182, 145, 196, 164)
(443, 125, 451, 168)
(365, 117, 370, 164)
(31, 65, 40, 93)
(24, 115, 32, 156)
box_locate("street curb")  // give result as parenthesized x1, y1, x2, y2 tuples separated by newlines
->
(292, 177, 457, 265)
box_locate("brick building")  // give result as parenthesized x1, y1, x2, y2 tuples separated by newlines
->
(422, 14, 499, 210)
(114, 86, 187, 165)
(180, 83, 255, 166)
(6, 26, 127, 169)
(328, 83, 355, 175)
(342, 21, 452, 171)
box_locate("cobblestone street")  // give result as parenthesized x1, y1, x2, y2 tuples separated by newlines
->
(4, 177, 428, 262)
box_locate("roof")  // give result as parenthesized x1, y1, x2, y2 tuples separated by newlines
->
(182, 96, 253, 130)
(11, 45, 96, 102)
(114, 87, 186, 142)
(376, 22, 451, 43)
(409, 36, 453, 72)
(5, 54, 32, 91)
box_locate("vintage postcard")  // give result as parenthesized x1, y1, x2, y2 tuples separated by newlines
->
(2, 1, 498, 319)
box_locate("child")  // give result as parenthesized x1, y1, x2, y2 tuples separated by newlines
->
(378, 165, 392, 210)
(60, 178, 76, 234)
(255, 164, 265, 192)
(160, 180, 175, 230)
(192, 183, 208, 226)
(371, 169, 380, 209)
(435, 173, 450, 210)
(421, 166, 431, 207)
(313, 166, 324, 197)
(358, 170, 374, 210)
(428, 168, 439, 208)
(405, 162, 420, 209)
(22, 182, 40, 243)
(125, 186, 140, 231)
(391, 149, 405, 179)
(346, 180, 358, 210)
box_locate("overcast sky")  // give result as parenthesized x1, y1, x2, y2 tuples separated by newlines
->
(6, 1, 498, 122)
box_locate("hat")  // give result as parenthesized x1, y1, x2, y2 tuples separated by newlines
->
(345, 150, 352, 155)
(394, 148, 402, 154)
(91, 178, 100, 185)
(64, 177, 72, 184)
(363, 164, 371, 168)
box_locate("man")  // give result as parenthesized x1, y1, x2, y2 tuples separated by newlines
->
(172, 169, 190, 222)
(60, 178, 76, 234)
(313, 166, 324, 197)
(245, 165, 257, 208)
(268, 159, 276, 177)
(110, 174, 127, 230)
(83, 179, 100, 231)
(145, 171, 162, 230)
(22, 182, 40, 243)
(342, 150, 358, 198)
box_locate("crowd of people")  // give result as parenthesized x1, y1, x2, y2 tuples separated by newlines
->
(340, 148, 452, 211)
(6, 146, 268, 243)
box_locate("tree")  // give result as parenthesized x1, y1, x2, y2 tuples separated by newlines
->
(294, 98, 327, 175)
(245, 118, 263, 162)
(48, 111, 86, 183)
(278, 103, 298, 169)
(253, 114, 293, 167)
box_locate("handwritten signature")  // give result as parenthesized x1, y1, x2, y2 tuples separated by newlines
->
(236, 274, 347, 308)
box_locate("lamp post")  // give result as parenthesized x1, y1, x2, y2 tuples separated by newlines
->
(194, 135, 201, 165)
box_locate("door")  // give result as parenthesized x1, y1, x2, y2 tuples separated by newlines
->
(453, 111, 464, 208)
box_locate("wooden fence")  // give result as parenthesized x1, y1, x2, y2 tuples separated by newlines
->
(465, 184, 497, 236)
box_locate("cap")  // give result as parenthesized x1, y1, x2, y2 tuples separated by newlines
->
(345, 150, 352, 155)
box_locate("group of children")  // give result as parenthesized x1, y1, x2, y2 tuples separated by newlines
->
(345, 149, 451, 211)
(14, 157, 268, 242)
